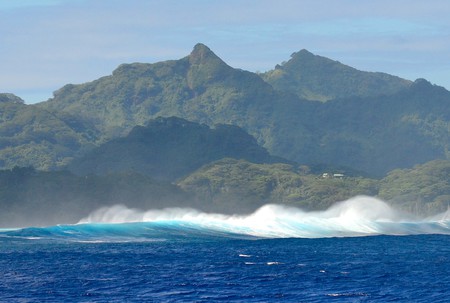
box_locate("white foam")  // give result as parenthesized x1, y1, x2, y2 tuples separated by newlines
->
(78, 196, 450, 238)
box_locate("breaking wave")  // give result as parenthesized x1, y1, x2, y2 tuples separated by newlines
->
(2, 196, 450, 242)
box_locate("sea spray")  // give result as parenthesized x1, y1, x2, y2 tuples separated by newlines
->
(2, 196, 450, 241)
(69, 196, 450, 239)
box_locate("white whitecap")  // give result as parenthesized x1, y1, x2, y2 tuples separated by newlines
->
(78, 196, 450, 238)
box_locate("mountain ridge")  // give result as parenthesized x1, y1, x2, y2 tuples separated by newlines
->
(1, 43, 449, 176)
(261, 49, 412, 101)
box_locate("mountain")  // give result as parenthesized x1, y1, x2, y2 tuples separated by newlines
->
(0, 93, 96, 170)
(261, 49, 412, 101)
(4, 44, 450, 225)
(7, 44, 450, 176)
(37, 43, 314, 169)
(69, 116, 285, 181)
(305, 79, 450, 176)
(38, 43, 292, 142)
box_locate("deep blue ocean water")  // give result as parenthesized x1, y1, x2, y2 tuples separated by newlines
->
(1, 233, 449, 302)
(1, 197, 450, 302)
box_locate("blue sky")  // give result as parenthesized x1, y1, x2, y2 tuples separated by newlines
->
(1, 0, 449, 103)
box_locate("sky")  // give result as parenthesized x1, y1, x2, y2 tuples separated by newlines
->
(1, 0, 449, 104)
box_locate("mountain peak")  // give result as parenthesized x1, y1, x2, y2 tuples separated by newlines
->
(185, 43, 233, 89)
(287, 49, 334, 67)
(291, 49, 314, 58)
(192, 43, 212, 53)
(410, 78, 449, 94)
(189, 43, 223, 65)
(262, 49, 411, 101)
(412, 78, 432, 87)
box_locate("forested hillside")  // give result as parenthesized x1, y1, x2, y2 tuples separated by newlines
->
(34, 44, 450, 176)
(0, 94, 96, 170)
(261, 49, 411, 101)
(69, 116, 285, 180)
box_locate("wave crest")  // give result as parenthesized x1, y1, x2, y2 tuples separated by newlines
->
(75, 196, 450, 238)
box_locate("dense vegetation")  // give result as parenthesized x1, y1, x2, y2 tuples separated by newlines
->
(299, 79, 450, 176)
(180, 158, 450, 216)
(0, 94, 96, 170)
(0, 44, 450, 177)
(38, 43, 287, 142)
(33, 44, 450, 176)
(179, 158, 379, 214)
(69, 116, 284, 180)
(261, 49, 411, 101)
(379, 159, 450, 215)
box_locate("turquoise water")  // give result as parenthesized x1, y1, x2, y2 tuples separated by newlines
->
(1, 197, 449, 302)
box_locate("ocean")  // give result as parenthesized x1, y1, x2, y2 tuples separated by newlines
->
(1, 196, 449, 302)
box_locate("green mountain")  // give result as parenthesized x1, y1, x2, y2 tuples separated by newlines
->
(69, 116, 285, 181)
(3, 44, 450, 226)
(38, 43, 291, 142)
(299, 79, 450, 176)
(36, 43, 314, 169)
(4, 44, 450, 177)
(0, 93, 96, 170)
(261, 49, 412, 101)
